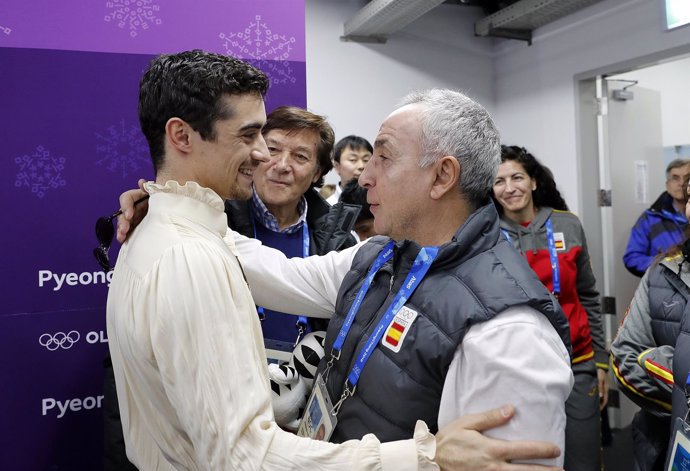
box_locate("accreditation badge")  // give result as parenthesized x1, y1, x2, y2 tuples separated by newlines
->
(297, 374, 337, 441)
(666, 417, 690, 471)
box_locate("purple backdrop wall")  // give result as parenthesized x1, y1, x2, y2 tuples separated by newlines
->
(0, 1, 305, 469)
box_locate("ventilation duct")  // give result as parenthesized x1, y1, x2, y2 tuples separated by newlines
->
(342, 0, 447, 42)
(474, 0, 605, 44)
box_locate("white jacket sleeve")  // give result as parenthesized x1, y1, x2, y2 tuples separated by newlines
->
(437, 306, 573, 468)
(231, 229, 363, 319)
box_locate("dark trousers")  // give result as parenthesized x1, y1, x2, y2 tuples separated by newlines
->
(564, 360, 602, 471)
(103, 354, 138, 471)
(631, 410, 670, 471)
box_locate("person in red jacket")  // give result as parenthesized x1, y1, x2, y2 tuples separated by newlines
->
(492, 145, 609, 471)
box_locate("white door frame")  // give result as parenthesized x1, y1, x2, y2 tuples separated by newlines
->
(575, 47, 690, 428)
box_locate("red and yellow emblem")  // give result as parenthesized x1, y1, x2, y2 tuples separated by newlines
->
(381, 306, 418, 353)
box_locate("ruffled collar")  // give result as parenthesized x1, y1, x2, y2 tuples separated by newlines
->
(145, 180, 225, 211)
(144, 180, 228, 236)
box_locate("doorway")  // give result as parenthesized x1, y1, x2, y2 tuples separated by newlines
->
(577, 53, 690, 429)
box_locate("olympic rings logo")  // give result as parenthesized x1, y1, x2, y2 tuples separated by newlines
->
(39, 331, 80, 351)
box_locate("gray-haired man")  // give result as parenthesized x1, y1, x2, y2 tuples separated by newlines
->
(624, 158, 690, 276)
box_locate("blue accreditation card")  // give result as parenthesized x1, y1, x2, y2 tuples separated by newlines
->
(667, 417, 690, 471)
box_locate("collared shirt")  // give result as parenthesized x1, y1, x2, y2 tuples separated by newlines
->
(235, 234, 573, 467)
(106, 180, 437, 471)
(250, 186, 307, 234)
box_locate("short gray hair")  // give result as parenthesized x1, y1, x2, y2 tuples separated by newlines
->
(666, 158, 690, 179)
(399, 89, 500, 208)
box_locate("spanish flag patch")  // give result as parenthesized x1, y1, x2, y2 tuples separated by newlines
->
(553, 232, 566, 251)
(381, 306, 418, 353)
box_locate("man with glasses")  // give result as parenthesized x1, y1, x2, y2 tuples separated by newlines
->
(624, 158, 690, 276)
(106, 50, 565, 471)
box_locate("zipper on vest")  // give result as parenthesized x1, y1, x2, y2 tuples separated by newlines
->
(389, 275, 395, 292)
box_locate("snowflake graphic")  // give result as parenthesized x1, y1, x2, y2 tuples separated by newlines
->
(0, 24, 11, 36)
(219, 15, 297, 85)
(95, 119, 150, 179)
(14, 146, 67, 199)
(104, 0, 162, 38)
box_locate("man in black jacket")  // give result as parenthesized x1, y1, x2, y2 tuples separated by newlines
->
(224, 106, 360, 348)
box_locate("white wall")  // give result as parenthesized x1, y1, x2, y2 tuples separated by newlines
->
(493, 0, 690, 214)
(306, 0, 690, 196)
(305, 0, 496, 184)
(611, 56, 690, 148)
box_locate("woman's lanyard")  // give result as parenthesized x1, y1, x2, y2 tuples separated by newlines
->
(253, 216, 310, 343)
(323, 241, 440, 415)
(501, 218, 561, 296)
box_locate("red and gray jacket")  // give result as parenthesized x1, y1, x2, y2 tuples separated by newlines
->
(611, 256, 681, 416)
(499, 207, 607, 368)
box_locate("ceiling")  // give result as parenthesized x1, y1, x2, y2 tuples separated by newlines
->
(341, 0, 606, 45)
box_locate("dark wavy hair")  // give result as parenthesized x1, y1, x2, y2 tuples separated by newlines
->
(138, 50, 269, 173)
(492, 145, 569, 213)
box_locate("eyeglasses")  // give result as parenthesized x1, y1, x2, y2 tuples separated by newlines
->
(93, 195, 149, 272)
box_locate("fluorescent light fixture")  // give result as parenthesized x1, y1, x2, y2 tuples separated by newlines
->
(665, 0, 690, 30)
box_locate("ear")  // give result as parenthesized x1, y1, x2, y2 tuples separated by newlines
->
(165, 117, 193, 154)
(333, 159, 341, 175)
(311, 167, 322, 185)
(532, 181, 537, 191)
(429, 156, 460, 200)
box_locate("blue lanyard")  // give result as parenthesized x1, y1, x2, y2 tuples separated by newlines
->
(545, 219, 561, 296)
(253, 217, 310, 327)
(331, 243, 439, 389)
(502, 218, 560, 296)
(332, 241, 395, 352)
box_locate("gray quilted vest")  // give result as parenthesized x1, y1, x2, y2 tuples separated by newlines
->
(317, 203, 572, 443)
(650, 258, 690, 425)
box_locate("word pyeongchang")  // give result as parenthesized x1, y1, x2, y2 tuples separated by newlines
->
(42, 395, 104, 419)
(38, 269, 113, 291)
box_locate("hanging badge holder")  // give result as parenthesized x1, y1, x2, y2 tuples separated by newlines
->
(297, 374, 337, 441)
(665, 373, 690, 471)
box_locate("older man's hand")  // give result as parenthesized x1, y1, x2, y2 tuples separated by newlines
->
(116, 179, 149, 243)
(435, 405, 562, 471)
